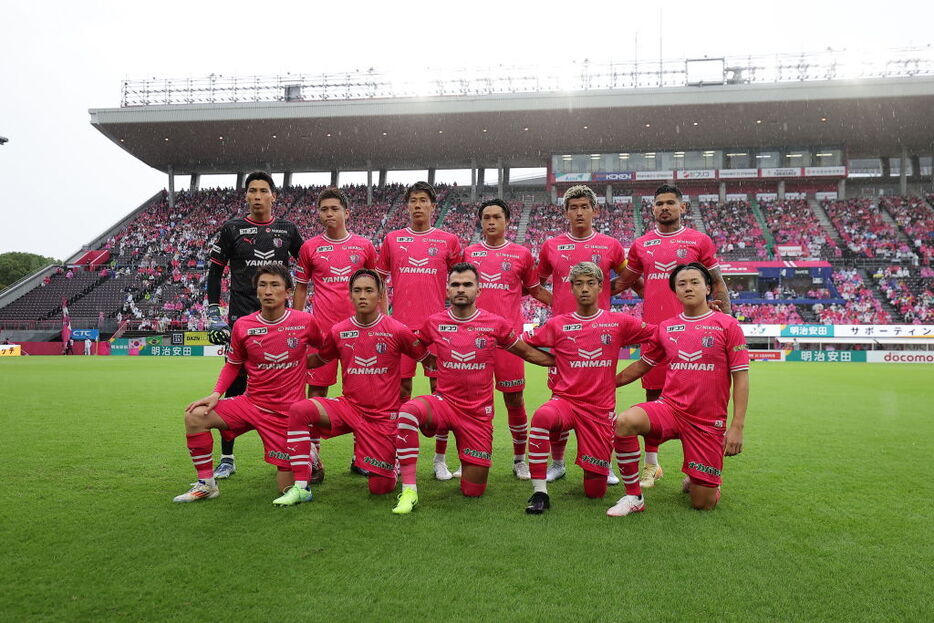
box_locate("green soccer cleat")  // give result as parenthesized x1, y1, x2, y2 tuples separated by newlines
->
(392, 488, 418, 514)
(273, 484, 313, 506)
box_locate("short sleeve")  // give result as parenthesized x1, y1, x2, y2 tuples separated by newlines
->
(639, 325, 666, 367)
(496, 316, 520, 349)
(537, 244, 553, 281)
(398, 324, 428, 361)
(725, 319, 750, 371)
(376, 237, 391, 275)
(306, 316, 323, 350)
(414, 319, 434, 347)
(523, 318, 555, 349)
(364, 239, 378, 269)
(446, 235, 463, 268)
(700, 235, 720, 271)
(611, 240, 626, 273)
(520, 248, 539, 290)
(317, 329, 339, 362)
(625, 244, 643, 275)
(294, 241, 312, 284)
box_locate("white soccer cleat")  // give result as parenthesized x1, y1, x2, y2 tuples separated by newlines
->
(173, 481, 219, 503)
(639, 463, 663, 488)
(545, 461, 566, 483)
(434, 459, 453, 481)
(513, 460, 531, 480)
(607, 469, 620, 486)
(451, 464, 462, 479)
(606, 494, 646, 517)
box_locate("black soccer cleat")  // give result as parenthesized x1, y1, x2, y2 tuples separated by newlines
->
(525, 491, 551, 515)
(350, 457, 370, 477)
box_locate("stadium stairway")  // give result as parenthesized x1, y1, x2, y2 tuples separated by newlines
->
(750, 201, 776, 259)
(861, 268, 901, 319)
(633, 202, 644, 237)
(810, 199, 845, 247)
(877, 201, 917, 248)
(45, 274, 108, 320)
(515, 207, 533, 245)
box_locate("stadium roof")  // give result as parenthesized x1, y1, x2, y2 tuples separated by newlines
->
(90, 76, 934, 175)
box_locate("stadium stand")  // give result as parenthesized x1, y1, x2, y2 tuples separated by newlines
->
(699, 201, 769, 261)
(822, 199, 917, 262)
(879, 196, 934, 266)
(762, 200, 841, 260)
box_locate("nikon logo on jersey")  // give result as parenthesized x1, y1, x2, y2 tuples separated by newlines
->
(339, 330, 360, 339)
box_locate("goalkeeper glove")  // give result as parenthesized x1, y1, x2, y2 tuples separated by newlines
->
(207, 304, 231, 345)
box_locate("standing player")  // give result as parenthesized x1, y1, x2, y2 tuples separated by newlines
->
(391, 263, 554, 514)
(522, 262, 656, 514)
(463, 199, 552, 480)
(613, 184, 730, 488)
(207, 171, 303, 480)
(274, 269, 428, 505)
(607, 263, 749, 516)
(292, 187, 378, 476)
(536, 185, 628, 484)
(173, 264, 321, 502)
(377, 181, 463, 480)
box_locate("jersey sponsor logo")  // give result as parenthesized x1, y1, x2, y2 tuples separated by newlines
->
(577, 347, 603, 360)
(408, 257, 429, 267)
(471, 251, 488, 258)
(211, 244, 222, 253)
(733, 344, 748, 351)
(581, 454, 611, 469)
(698, 325, 724, 332)
(363, 456, 394, 471)
(268, 450, 290, 461)
(687, 461, 721, 476)
(396, 236, 414, 243)
(677, 349, 703, 362)
(317, 245, 334, 253)
(654, 260, 678, 272)
(674, 239, 698, 245)
(254, 249, 276, 260)
(451, 350, 476, 362)
(483, 282, 511, 291)
(469, 326, 494, 332)
(670, 362, 715, 371)
(239, 227, 258, 235)
(557, 244, 576, 251)
(264, 351, 289, 363)
(347, 366, 390, 375)
(442, 360, 486, 370)
(480, 271, 501, 282)
(277, 325, 307, 331)
(667, 324, 685, 332)
(247, 327, 268, 336)
(463, 448, 492, 461)
(353, 355, 378, 367)
(439, 325, 457, 332)
(271, 229, 289, 234)
(330, 266, 352, 276)
(701, 336, 714, 348)
(570, 359, 614, 368)
(499, 379, 524, 388)
(340, 330, 360, 339)
(563, 323, 583, 331)
(643, 239, 661, 247)
(245, 259, 287, 267)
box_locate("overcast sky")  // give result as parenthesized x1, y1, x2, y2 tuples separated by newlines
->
(1, 1, 930, 259)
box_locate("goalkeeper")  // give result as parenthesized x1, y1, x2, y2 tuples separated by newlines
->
(206, 171, 304, 479)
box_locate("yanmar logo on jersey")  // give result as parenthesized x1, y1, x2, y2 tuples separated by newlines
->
(480, 272, 501, 282)
(444, 350, 485, 370)
(439, 325, 457, 332)
(258, 351, 297, 370)
(563, 323, 583, 331)
(678, 349, 703, 362)
(254, 249, 276, 261)
(557, 244, 576, 251)
(339, 330, 360, 339)
(570, 347, 614, 368)
(324, 266, 352, 283)
(246, 327, 268, 336)
(245, 259, 286, 267)
(643, 239, 661, 247)
(239, 227, 258, 235)
(653, 260, 678, 272)
(667, 324, 686, 332)
(346, 355, 389, 375)
(400, 257, 437, 274)
(316, 245, 334, 253)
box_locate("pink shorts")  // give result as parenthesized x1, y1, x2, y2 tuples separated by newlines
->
(311, 396, 396, 478)
(214, 395, 290, 468)
(307, 356, 339, 388)
(640, 399, 725, 487)
(401, 345, 436, 380)
(418, 394, 493, 468)
(494, 348, 525, 393)
(534, 397, 615, 476)
(641, 362, 668, 391)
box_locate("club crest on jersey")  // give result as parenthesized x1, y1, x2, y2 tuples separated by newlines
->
(439, 325, 457, 332)
(428, 246, 439, 257)
(667, 324, 685, 332)
(600, 334, 612, 345)
(266, 227, 271, 232)
(557, 244, 575, 251)
(349, 254, 361, 264)
(375, 342, 387, 353)
(239, 227, 258, 235)
(676, 248, 688, 258)
(287, 337, 299, 348)
(247, 327, 268, 336)
(702, 336, 714, 348)
(475, 337, 487, 349)
(501, 261, 512, 271)
(591, 254, 601, 264)
(273, 238, 283, 248)
(340, 330, 360, 339)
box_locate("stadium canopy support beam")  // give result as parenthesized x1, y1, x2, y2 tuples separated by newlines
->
(497, 160, 505, 200)
(167, 165, 175, 209)
(550, 185, 558, 204)
(366, 161, 373, 207)
(470, 160, 477, 202)
(378, 169, 387, 187)
(283, 171, 293, 188)
(910, 155, 921, 182)
(477, 167, 485, 191)
(880, 157, 890, 180)
(719, 182, 727, 203)
(605, 184, 613, 204)
(235, 172, 245, 189)
(777, 180, 785, 200)
(190, 173, 200, 192)
(330, 170, 339, 187)
(899, 147, 908, 195)
(427, 167, 436, 185)
(837, 178, 846, 199)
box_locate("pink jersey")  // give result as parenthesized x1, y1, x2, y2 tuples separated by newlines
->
(464, 240, 539, 330)
(416, 308, 519, 419)
(317, 314, 427, 417)
(625, 226, 719, 325)
(537, 231, 626, 315)
(641, 309, 749, 428)
(524, 309, 656, 413)
(294, 233, 377, 328)
(227, 309, 322, 413)
(377, 227, 463, 328)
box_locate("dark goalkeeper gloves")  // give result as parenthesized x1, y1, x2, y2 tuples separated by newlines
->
(207, 304, 231, 345)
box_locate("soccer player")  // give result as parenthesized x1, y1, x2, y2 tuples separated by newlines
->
(274, 269, 427, 505)
(612, 184, 730, 488)
(522, 262, 656, 514)
(391, 263, 554, 514)
(206, 171, 303, 480)
(607, 262, 749, 516)
(376, 181, 463, 480)
(536, 185, 628, 484)
(292, 187, 378, 476)
(173, 264, 321, 502)
(463, 199, 552, 480)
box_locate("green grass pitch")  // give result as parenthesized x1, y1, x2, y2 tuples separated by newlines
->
(1, 357, 932, 621)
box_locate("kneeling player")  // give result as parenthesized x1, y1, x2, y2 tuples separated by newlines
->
(608, 262, 749, 515)
(274, 269, 428, 505)
(174, 264, 321, 502)
(392, 263, 554, 514)
(522, 262, 656, 514)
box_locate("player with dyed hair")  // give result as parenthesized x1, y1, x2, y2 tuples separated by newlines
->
(391, 263, 555, 514)
(536, 184, 630, 485)
(607, 262, 749, 516)
(522, 262, 656, 514)
(206, 171, 304, 480)
(463, 199, 552, 480)
(377, 181, 463, 481)
(613, 184, 729, 488)
(274, 269, 428, 505)
(293, 187, 378, 477)
(174, 264, 321, 503)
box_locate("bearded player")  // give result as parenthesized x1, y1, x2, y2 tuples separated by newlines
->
(522, 262, 656, 514)
(536, 185, 628, 484)
(293, 187, 378, 477)
(607, 263, 749, 516)
(391, 263, 554, 514)
(274, 269, 427, 505)
(376, 181, 463, 481)
(174, 264, 321, 502)
(206, 171, 303, 480)
(463, 199, 552, 480)
(612, 184, 730, 488)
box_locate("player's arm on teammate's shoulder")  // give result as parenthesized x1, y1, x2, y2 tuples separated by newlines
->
(612, 267, 641, 296)
(508, 339, 554, 367)
(724, 369, 748, 456)
(709, 268, 731, 315)
(529, 283, 552, 306)
(614, 358, 652, 387)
